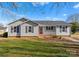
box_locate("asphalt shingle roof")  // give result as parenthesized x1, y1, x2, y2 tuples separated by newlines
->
(8, 18, 71, 26)
(34, 21, 71, 26)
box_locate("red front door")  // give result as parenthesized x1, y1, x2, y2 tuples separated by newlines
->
(39, 27, 43, 34)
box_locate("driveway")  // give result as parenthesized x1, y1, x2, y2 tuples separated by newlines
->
(62, 36, 79, 45)
(62, 37, 79, 42)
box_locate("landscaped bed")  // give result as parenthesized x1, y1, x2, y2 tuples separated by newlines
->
(0, 38, 79, 57)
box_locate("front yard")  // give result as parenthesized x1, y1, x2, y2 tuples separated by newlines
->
(0, 37, 79, 57)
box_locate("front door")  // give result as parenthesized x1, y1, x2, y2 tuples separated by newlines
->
(16, 25, 21, 37)
(39, 27, 43, 34)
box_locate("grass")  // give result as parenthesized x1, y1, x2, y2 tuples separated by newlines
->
(0, 38, 78, 57)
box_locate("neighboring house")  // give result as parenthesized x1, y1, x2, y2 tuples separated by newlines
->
(0, 26, 6, 36)
(8, 18, 71, 37)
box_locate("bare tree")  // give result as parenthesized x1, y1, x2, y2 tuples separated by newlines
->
(67, 13, 79, 23)
(67, 13, 79, 33)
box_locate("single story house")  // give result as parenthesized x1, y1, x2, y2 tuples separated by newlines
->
(8, 18, 71, 37)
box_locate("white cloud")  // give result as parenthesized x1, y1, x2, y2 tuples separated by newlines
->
(53, 18, 60, 20)
(32, 2, 49, 7)
(3, 8, 26, 18)
(45, 16, 54, 20)
(52, 18, 64, 21)
(63, 14, 67, 16)
(45, 17, 64, 21)
(45, 16, 51, 19)
(1, 8, 28, 23)
(73, 4, 79, 8)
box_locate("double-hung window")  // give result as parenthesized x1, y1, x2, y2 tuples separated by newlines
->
(25, 26, 34, 33)
(11, 26, 13, 33)
(63, 26, 67, 32)
(14, 26, 17, 32)
(46, 26, 49, 30)
(11, 26, 17, 33)
(60, 26, 67, 32)
(60, 26, 62, 32)
(29, 26, 32, 32)
(46, 26, 55, 31)
(29, 26, 34, 33)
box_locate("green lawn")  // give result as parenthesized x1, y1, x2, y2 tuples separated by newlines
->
(0, 38, 78, 57)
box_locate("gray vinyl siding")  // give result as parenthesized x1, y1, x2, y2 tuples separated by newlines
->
(21, 23, 39, 36)
(8, 19, 71, 36)
(41, 26, 56, 35)
(8, 21, 24, 36)
(8, 21, 39, 36)
(56, 26, 71, 35)
(38, 25, 71, 36)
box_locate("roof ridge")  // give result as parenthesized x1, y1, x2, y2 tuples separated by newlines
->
(33, 20, 65, 21)
(8, 18, 29, 25)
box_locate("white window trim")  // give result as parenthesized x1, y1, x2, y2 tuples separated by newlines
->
(25, 26, 34, 33)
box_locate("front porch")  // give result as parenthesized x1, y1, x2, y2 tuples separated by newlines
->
(38, 26, 56, 35)
(38, 25, 70, 36)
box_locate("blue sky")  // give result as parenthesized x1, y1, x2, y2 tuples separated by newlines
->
(0, 2, 79, 25)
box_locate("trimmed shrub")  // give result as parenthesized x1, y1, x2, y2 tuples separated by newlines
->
(3, 32, 8, 38)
